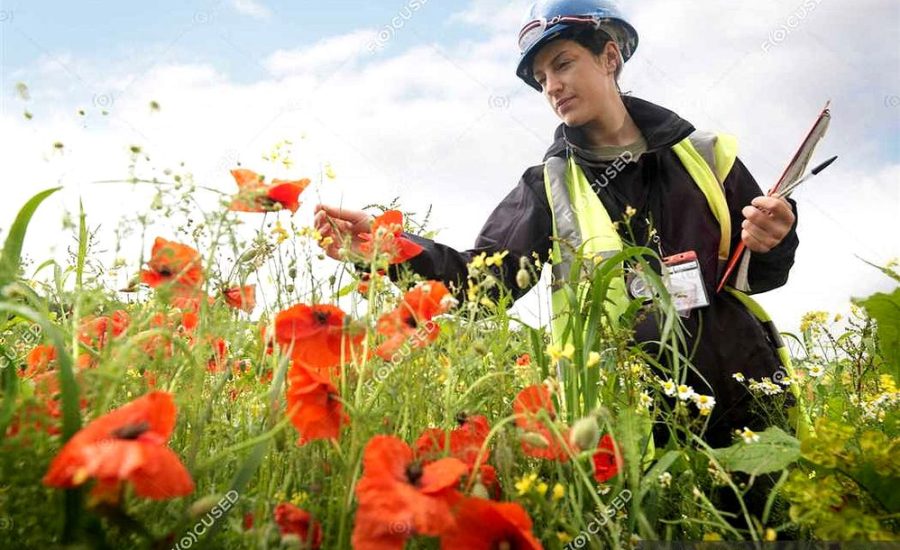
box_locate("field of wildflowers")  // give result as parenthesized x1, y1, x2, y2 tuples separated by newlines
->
(0, 152, 897, 549)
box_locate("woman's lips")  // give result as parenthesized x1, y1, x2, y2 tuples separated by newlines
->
(557, 96, 575, 113)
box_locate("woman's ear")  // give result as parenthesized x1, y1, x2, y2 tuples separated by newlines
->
(603, 42, 620, 76)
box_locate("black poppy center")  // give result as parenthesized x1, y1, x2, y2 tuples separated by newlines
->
(455, 411, 468, 426)
(111, 421, 151, 440)
(313, 310, 330, 325)
(405, 461, 424, 486)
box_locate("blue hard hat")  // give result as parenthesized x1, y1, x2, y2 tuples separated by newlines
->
(516, 0, 639, 91)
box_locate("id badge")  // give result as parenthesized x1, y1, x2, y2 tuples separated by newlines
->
(662, 251, 709, 317)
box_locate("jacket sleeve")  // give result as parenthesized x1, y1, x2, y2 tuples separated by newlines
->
(723, 157, 799, 294)
(373, 166, 553, 305)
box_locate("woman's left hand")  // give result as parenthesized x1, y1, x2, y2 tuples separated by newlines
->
(740, 196, 795, 253)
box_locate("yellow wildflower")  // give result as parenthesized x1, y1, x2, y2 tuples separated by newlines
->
(468, 252, 487, 271)
(546, 342, 575, 363)
(552, 483, 566, 501)
(514, 473, 538, 496)
(485, 250, 509, 267)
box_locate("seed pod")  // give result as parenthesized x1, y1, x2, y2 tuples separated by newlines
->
(188, 494, 222, 519)
(516, 268, 530, 289)
(569, 416, 600, 451)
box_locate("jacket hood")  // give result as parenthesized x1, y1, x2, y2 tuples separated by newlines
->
(543, 95, 695, 161)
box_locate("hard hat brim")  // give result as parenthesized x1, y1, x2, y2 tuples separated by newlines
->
(515, 18, 638, 91)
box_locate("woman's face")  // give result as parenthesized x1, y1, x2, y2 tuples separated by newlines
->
(532, 38, 618, 127)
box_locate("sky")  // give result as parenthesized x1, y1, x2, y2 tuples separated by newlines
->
(0, 0, 898, 334)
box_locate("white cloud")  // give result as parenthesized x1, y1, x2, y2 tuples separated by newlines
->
(231, 0, 272, 20)
(1, 0, 896, 332)
(264, 30, 379, 76)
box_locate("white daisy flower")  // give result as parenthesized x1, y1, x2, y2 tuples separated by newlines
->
(732, 372, 745, 382)
(692, 394, 716, 415)
(738, 427, 760, 444)
(807, 364, 825, 378)
(676, 384, 695, 401)
(662, 380, 676, 397)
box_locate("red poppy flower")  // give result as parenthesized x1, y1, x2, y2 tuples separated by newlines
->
(375, 281, 453, 360)
(75, 310, 131, 369)
(353, 435, 467, 548)
(415, 414, 491, 468)
(286, 363, 348, 445)
(140, 237, 204, 292)
(512, 385, 556, 431)
(592, 434, 622, 483)
(512, 385, 572, 462)
(516, 353, 531, 366)
(8, 371, 88, 437)
(275, 303, 363, 372)
(273, 502, 322, 548)
(22, 344, 57, 378)
(206, 338, 229, 373)
(77, 310, 130, 349)
(441, 497, 542, 550)
(222, 284, 256, 312)
(357, 210, 423, 265)
(243, 512, 254, 531)
(229, 168, 309, 213)
(43, 391, 194, 500)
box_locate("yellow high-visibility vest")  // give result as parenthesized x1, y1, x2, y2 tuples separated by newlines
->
(542, 131, 809, 435)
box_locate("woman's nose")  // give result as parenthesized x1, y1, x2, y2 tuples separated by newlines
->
(544, 73, 562, 96)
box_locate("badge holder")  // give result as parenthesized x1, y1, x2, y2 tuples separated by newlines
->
(627, 251, 709, 318)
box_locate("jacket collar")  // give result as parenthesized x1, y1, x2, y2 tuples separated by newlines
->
(543, 95, 695, 161)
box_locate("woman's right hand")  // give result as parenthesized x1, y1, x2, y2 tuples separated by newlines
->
(313, 204, 374, 261)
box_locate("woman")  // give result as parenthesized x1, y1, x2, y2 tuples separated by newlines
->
(313, 0, 798, 448)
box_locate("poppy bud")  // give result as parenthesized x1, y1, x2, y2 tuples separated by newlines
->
(471, 482, 490, 499)
(519, 431, 550, 449)
(516, 268, 530, 289)
(188, 494, 222, 519)
(569, 416, 600, 451)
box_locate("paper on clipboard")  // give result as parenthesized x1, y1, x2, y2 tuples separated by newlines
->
(717, 102, 832, 292)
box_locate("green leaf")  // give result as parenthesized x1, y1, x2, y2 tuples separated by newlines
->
(0, 187, 61, 287)
(854, 463, 900, 514)
(711, 427, 801, 475)
(336, 282, 356, 298)
(854, 287, 900, 381)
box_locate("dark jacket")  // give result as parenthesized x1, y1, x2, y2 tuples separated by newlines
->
(384, 96, 799, 445)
